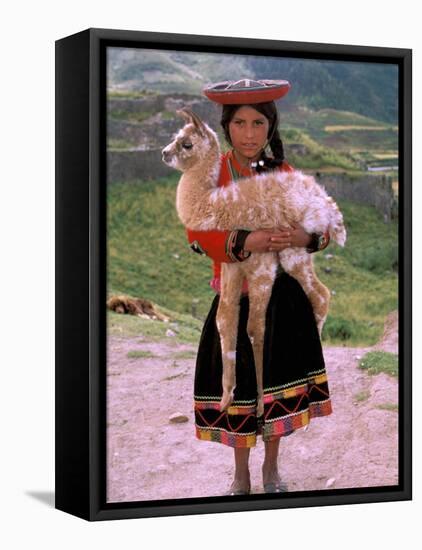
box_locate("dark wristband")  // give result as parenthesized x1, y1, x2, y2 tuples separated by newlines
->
(228, 229, 252, 261)
(306, 233, 319, 253)
(306, 232, 329, 254)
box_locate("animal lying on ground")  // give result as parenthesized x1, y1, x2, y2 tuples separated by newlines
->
(162, 108, 346, 416)
(107, 295, 170, 322)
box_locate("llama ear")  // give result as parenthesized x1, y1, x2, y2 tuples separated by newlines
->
(176, 108, 192, 123)
(177, 109, 206, 136)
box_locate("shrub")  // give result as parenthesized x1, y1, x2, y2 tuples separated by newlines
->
(322, 317, 354, 341)
(358, 351, 398, 378)
(352, 243, 398, 274)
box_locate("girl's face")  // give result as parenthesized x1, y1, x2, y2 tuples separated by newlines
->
(228, 105, 270, 165)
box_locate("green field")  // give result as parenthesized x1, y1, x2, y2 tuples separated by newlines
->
(279, 108, 398, 169)
(107, 174, 398, 346)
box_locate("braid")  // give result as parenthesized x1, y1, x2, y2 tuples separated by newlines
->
(255, 127, 285, 174)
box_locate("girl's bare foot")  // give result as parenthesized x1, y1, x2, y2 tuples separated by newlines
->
(262, 462, 288, 492)
(228, 447, 251, 494)
(262, 462, 281, 486)
(227, 473, 251, 495)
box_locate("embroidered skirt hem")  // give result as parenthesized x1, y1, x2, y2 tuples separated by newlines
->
(193, 272, 333, 449)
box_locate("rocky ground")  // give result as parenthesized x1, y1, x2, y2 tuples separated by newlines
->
(106, 312, 398, 503)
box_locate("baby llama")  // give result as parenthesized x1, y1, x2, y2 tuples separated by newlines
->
(162, 109, 346, 416)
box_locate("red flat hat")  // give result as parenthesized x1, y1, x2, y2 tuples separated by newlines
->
(203, 78, 291, 105)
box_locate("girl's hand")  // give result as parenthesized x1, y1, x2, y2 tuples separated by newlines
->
(283, 222, 312, 249)
(244, 224, 312, 253)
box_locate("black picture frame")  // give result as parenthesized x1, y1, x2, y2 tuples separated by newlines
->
(55, 27, 412, 521)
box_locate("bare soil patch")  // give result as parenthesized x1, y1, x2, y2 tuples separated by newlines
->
(106, 314, 398, 503)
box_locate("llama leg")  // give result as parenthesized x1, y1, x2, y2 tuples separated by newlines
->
(244, 257, 277, 417)
(217, 263, 244, 412)
(311, 280, 331, 334)
(279, 249, 330, 335)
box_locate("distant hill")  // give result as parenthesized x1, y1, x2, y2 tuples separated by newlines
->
(247, 57, 398, 124)
(108, 48, 398, 124)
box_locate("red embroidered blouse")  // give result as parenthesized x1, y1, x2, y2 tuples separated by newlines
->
(186, 150, 327, 294)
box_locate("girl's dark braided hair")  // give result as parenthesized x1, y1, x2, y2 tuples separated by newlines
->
(220, 101, 285, 174)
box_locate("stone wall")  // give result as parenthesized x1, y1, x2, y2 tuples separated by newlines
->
(107, 94, 222, 184)
(106, 93, 397, 222)
(312, 171, 395, 222)
(108, 149, 173, 183)
(107, 95, 220, 150)
(107, 152, 396, 222)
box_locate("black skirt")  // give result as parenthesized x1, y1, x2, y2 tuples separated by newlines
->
(193, 270, 333, 448)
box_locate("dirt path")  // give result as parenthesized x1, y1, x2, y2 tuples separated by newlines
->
(106, 313, 398, 503)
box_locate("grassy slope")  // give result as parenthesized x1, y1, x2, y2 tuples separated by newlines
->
(107, 176, 215, 320)
(107, 174, 398, 347)
(280, 108, 398, 164)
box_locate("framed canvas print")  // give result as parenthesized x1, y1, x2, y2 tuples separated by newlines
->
(55, 27, 412, 521)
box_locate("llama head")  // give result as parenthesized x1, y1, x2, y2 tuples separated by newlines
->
(162, 109, 220, 172)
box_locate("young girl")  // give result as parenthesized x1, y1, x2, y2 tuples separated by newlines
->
(187, 79, 332, 495)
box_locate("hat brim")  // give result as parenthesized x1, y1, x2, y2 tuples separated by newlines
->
(203, 79, 291, 105)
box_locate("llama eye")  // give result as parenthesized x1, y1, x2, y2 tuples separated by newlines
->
(182, 142, 193, 149)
